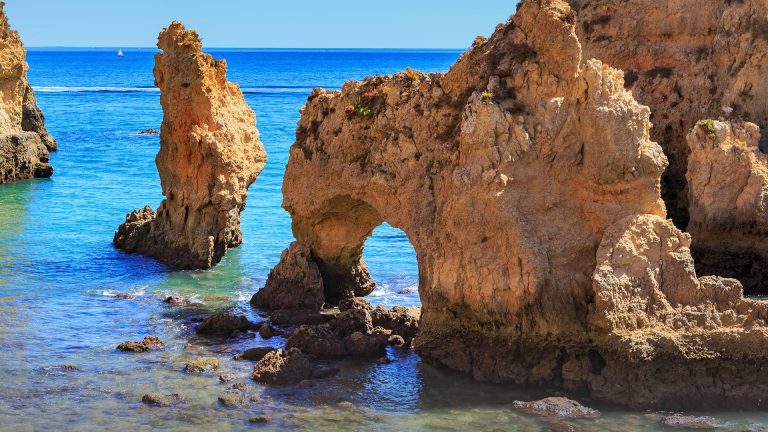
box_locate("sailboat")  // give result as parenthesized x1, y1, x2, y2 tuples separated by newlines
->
(117, 49, 124, 57)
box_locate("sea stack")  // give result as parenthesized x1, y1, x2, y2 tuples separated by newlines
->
(256, 0, 768, 409)
(0, 1, 57, 183)
(114, 21, 266, 269)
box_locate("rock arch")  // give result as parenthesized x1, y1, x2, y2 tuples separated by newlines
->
(254, 0, 768, 408)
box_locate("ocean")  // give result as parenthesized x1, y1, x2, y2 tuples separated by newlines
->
(0, 48, 764, 431)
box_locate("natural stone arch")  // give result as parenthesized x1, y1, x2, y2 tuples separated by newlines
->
(254, 0, 768, 408)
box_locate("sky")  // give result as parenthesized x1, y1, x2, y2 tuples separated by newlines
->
(5, 0, 518, 49)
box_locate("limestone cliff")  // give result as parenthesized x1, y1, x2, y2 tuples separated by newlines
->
(0, 2, 56, 183)
(686, 119, 768, 293)
(256, 0, 768, 408)
(114, 22, 266, 269)
(571, 0, 768, 230)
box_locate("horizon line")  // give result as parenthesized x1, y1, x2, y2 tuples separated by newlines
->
(27, 46, 467, 51)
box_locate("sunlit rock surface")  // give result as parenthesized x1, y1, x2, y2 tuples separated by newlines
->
(0, 2, 57, 183)
(114, 21, 266, 269)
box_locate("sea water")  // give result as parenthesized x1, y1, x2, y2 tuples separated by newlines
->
(0, 48, 764, 431)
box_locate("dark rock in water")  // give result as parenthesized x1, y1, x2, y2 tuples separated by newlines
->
(258, 324, 274, 339)
(336, 308, 373, 335)
(117, 336, 165, 352)
(138, 129, 159, 135)
(250, 242, 325, 310)
(251, 348, 313, 385)
(249, 415, 272, 424)
(164, 295, 200, 307)
(218, 392, 248, 408)
(397, 287, 417, 295)
(219, 373, 236, 383)
(185, 357, 220, 373)
(142, 393, 184, 407)
(371, 305, 420, 345)
(112, 293, 136, 300)
(228, 382, 249, 392)
(512, 397, 600, 419)
(195, 312, 255, 336)
(311, 365, 340, 379)
(338, 297, 372, 313)
(233, 347, 275, 362)
(286, 324, 346, 357)
(387, 335, 405, 346)
(269, 309, 335, 326)
(344, 331, 388, 357)
(661, 414, 725, 429)
(46, 365, 80, 371)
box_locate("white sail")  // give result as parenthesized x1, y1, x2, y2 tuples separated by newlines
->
(117, 49, 124, 57)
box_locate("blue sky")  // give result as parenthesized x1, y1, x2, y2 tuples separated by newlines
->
(5, 0, 518, 48)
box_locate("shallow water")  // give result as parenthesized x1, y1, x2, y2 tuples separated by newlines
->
(0, 48, 766, 431)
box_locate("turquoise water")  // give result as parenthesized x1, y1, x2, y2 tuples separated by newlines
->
(1, 48, 767, 431)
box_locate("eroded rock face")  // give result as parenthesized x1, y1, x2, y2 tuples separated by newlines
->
(590, 214, 768, 407)
(686, 119, 768, 294)
(572, 0, 768, 228)
(0, 3, 56, 184)
(261, 0, 768, 408)
(114, 21, 266, 269)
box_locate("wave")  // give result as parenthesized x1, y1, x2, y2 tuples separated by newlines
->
(33, 85, 334, 95)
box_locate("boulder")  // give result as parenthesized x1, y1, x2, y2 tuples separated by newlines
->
(338, 297, 372, 313)
(194, 313, 254, 336)
(185, 357, 220, 373)
(660, 414, 725, 429)
(285, 324, 346, 357)
(343, 331, 388, 357)
(250, 242, 325, 310)
(251, 348, 313, 385)
(232, 347, 275, 362)
(217, 392, 248, 408)
(117, 336, 165, 352)
(371, 306, 420, 345)
(113, 21, 266, 269)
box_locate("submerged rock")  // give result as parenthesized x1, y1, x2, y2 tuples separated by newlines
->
(113, 21, 266, 269)
(185, 357, 220, 373)
(0, 4, 57, 184)
(117, 336, 165, 352)
(194, 313, 255, 336)
(141, 393, 184, 407)
(251, 348, 313, 386)
(512, 397, 600, 419)
(660, 414, 725, 429)
(217, 392, 248, 408)
(138, 128, 158, 135)
(248, 415, 272, 424)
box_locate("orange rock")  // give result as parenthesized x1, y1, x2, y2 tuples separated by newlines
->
(114, 21, 266, 269)
(0, 2, 56, 183)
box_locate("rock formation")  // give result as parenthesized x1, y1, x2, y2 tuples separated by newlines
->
(0, 2, 57, 183)
(686, 119, 768, 293)
(257, 0, 768, 408)
(114, 22, 266, 269)
(571, 0, 768, 230)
